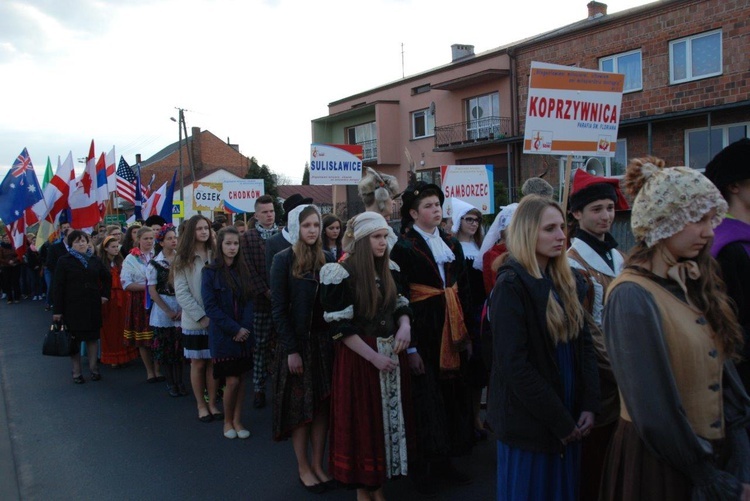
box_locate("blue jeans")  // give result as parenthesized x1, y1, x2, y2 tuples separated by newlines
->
(44, 268, 53, 306)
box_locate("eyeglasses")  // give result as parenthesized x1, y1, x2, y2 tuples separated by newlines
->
(462, 217, 480, 224)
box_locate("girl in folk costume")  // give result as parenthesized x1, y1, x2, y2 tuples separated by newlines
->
(147, 224, 186, 397)
(357, 167, 400, 222)
(97, 236, 138, 367)
(566, 168, 629, 501)
(270, 204, 336, 494)
(201, 227, 254, 440)
(450, 198, 490, 441)
(320, 212, 415, 500)
(601, 157, 750, 500)
(389, 177, 474, 498)
(173, 215, 223, 422)
(121, 226, 162, 382)
(488, 195, 600, 501)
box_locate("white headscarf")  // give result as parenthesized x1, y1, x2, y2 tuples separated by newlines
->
(342, 212, 397, 253)
(449, 198, 479, 235)
(286, 204, 321, 246)
(474, 203, 518, 271)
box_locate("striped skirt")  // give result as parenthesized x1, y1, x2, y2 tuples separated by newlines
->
(123, 290, 153, 347)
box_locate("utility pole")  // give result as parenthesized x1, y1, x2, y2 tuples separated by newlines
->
(175, 107, 199, 215)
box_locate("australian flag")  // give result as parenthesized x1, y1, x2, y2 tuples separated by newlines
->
(0, 148, 43, 224)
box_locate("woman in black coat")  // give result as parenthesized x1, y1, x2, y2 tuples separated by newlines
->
(53, 230, 111, 384)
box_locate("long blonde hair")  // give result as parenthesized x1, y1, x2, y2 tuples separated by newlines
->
(506, 195, 584, 343)
(292, 206, 326, 278)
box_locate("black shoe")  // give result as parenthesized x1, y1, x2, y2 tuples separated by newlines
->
(253, 391, 266, 409)
(73, 375, 85, 384)
(413, 476, 438, 498)
(298, 477, 326, 494)
(198, 414, 214, 423)
(177, 383, 189, 396)
(90, 372, 102, 381)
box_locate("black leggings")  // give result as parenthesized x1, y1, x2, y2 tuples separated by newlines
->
(1, 266, 21, 301)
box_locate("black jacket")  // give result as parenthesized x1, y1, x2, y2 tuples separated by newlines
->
(269, 247, 334, 355)
(53, 254, 111, 332)
(264, 231, 291, 284)
(45, 241, 68, 273)
(487, 258, 600, 454)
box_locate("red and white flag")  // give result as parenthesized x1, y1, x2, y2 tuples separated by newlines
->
(68, 140, 101, 229)
(105, 146, 117, 193)
(40, 152, 75, 223)
(142, 181, 167, 218)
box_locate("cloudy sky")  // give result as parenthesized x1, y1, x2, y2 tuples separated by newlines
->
(0, 0, 652, 185)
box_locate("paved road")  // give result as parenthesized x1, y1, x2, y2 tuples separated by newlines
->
(0, 299, 496, 500)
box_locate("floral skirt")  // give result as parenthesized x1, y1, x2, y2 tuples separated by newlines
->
(123, 291, 153, 347)
(272, 330, 332, 441)
(329, 336, 414, 488)
(152, 326, 182, 365)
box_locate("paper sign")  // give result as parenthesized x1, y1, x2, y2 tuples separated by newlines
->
(193, 182, 223, 211)
(440, 165, 494, 214)
(222, 180, 265, 214)
(523, 61, 624, 157)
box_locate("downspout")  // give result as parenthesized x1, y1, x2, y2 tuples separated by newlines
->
(508, 47, 519, 202)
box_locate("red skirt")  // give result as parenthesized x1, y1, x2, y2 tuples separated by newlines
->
(100, 288, 138, 364)
(329, 337, 415, 488)
(123, 290, 153, 347)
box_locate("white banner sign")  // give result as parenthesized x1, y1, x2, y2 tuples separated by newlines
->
(222, 179, 265, 214)
(192, 182, 223, 211)
(309, 144, 363, 185)
(440, 164, 495, 214)
(523, 61, 624, 157)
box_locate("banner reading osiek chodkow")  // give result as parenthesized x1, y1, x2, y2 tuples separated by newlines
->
(523, 61, 625, 157)
(309, 144, 363, 185)
(222, 180, 264, 214)
(440, 165, 494, 214)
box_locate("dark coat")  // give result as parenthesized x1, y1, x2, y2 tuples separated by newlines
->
(264, 230, 291, 283)
(270, 247, 334, 355)
(201, 264, 254, 360)
(53, 254, 111, 332)
(240, 227, 271, 311)
(487, 258, 600, 454)
(45, 241, 68, 273)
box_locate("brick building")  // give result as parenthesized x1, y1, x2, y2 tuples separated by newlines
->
(315, 0, 749, 217)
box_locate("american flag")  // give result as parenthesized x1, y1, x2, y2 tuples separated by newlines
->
(115, 157, 149, 204)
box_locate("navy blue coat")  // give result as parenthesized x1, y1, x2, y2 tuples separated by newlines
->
(201, 264, 254, 360)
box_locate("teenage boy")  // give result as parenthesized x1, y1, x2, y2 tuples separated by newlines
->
(566, 168, 629, 501)
(390, 179, 474, 497)
(240, 195, 279, 409)
(706, 138, 750, 389)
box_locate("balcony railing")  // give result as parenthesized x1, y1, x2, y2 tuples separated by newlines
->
(434, 116, 512, 148)
(358, 139, 378, 162)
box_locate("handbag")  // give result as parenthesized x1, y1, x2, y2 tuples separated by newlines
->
(42, 322, 74, 357)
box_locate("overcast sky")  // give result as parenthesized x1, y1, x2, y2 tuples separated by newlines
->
(0, 0, 653, 186)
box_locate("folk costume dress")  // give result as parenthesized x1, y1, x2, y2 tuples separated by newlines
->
(320, 260, 415, 488)
(174, 253, 213, 359)
(146, 252, 182, 365)
(100, 261, 138, 365)
(121, 248, 154, 347)
(390, 226, 475, 465)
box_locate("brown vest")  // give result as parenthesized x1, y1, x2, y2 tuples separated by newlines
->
(608, 270, 725, 439)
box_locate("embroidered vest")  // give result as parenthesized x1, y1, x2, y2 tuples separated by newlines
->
(608, 270, 725, 439)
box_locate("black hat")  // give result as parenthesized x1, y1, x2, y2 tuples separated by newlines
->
(399, 179, 445, 224)
(282, 193, 313, 223)
(705, 138, 750, 189)
(144, 215, 166, 227)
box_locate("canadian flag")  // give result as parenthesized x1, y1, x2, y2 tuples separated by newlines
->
(68, 140, 101, 229)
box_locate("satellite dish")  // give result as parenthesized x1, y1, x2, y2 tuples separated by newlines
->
(584, 157, 605, 176)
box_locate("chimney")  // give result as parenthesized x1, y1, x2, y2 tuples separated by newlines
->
(191, 127, 202, 171)
(451, 44, 475, 62)
(587, 1, 607, 18)
(135, 153, 142, 164)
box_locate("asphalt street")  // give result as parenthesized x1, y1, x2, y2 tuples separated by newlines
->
(0, 299, 496, 500)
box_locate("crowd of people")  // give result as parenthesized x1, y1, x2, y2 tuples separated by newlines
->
(2, 139, 750, 500)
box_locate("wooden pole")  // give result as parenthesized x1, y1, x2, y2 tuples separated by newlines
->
(561, 154, 573, 216)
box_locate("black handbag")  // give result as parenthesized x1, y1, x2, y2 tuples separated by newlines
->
(42, 322, 74, 357)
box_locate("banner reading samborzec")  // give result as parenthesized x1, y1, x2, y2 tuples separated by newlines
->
(523, 61, 624, 157)
(440, 164, 494, 214)
(309, 144, 363, 185)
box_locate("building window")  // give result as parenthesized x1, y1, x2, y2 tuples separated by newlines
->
(465, 92, 500, 140)
(346, 122, 377, 161)
(412, 109, 435, 139)
(670, 30, 722, 84)
(416, 168, 441, 187)
(685, 123, 748, 170)
(611, 139, 628, 177)
(599, 50, 642, 93)
(412, 84, 431, 95)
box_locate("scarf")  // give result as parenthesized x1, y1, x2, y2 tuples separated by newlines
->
(256, 222, 279, 241)
(413, 225, 455, 265)
(69, 248, 93, 268)
(661, 247, 701, 309)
